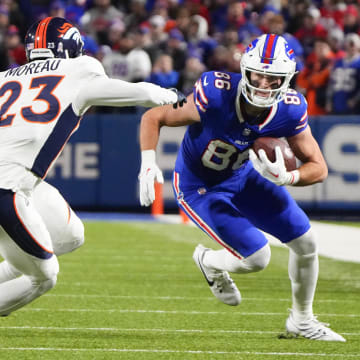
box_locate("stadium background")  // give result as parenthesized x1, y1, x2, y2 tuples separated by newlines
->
(47, 113, 360, 216)
(4, 0, 360, 217)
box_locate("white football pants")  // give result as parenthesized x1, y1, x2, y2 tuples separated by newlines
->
(0, 181, 84, 316)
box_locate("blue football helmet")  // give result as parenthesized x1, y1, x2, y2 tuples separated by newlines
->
(25, 17, 84, 61)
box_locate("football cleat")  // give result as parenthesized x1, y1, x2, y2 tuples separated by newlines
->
(285, 311, 346, 342)
(192, 244, 241, 306)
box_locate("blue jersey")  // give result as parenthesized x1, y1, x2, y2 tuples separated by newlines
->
(330, 56, 360, 114)
(175, 71, 308, 186)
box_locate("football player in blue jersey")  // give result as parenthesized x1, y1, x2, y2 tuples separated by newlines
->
(138, 34, 346, 341)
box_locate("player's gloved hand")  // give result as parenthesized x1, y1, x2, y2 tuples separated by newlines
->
(138, 150, 164, 206)
(169, 88, 187, 109)
(249, 147, 299, 186)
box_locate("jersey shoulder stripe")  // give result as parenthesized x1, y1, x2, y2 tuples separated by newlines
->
(194, 79, 208, 112)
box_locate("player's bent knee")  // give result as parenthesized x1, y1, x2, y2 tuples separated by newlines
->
(31, 274, 57, 296)
(31, 256, 59, 295)
(246, 244, 271, 272)
(231, 244, 271, 273)
(39, 275, 57, 294)
(57, 214, 84, 255)
(69, 214, 85, 250)
(287, 228, 317, 256)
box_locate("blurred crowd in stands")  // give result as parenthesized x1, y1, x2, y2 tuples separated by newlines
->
(4, 0, 360, 115)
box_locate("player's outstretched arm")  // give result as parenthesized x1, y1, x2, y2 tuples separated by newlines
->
(138, 94, 199, 206)
(73, 76, 186, 115)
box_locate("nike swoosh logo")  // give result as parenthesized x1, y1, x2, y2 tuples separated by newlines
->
(203, 76, 209, 86)
(198, 254, 214, 286)
(269, 171, 279, 178)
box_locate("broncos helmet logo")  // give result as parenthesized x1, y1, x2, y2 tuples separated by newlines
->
(57, 23, 73, 37)
(57, 23, 82, 44)
(56, 22, 84, 56)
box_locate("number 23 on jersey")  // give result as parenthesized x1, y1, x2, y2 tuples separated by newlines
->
(0, 75, 64, 127)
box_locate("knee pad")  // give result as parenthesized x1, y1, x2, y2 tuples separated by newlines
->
(245, 244, 271, 272)
(232, 244, 271, 273)
(67, 212, 85, 250)
(31, 274, 57, 296)
(31, 255, 59, 295)
(39, 275, 57, 294)
(54, 212, 84, 256)
(287, 228, 318, 256)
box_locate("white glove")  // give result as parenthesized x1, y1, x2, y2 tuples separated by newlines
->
(249, 146, 300, 186)
(138, 150, 164, 206)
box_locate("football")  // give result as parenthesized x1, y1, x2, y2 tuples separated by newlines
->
(252, 137, 297, 171)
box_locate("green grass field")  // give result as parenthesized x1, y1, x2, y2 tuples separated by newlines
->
(0, 221, 359, 360)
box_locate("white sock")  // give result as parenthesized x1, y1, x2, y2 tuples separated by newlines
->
(203, 245, 270, 274)
(0, 261, 21, 284)
(288, 249, 319, 322)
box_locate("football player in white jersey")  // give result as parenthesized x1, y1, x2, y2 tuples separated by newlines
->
(0, 16, 186, 316)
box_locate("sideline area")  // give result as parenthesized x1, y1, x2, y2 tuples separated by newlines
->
(266, 221, 360, 263)
(79, 213, 360, 264)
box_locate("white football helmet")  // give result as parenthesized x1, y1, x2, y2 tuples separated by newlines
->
(240, 34, 296, 107)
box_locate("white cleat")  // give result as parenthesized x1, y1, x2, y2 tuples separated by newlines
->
(192, 244, 241, 306)
(286, 311, 346, 342)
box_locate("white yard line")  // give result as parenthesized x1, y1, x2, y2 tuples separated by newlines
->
(0, 347, 358, 357)
(20, 308, 360, 317)
(0, 326, 357, 336)
(43, 294, 357, 303)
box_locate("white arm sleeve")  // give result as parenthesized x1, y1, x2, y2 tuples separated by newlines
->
(73, 76, 178, 116)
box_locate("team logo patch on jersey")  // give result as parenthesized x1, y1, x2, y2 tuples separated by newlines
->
(177, 191, 184, 201)
(242, 128, 251, 136)
(197, 187, 207, 195)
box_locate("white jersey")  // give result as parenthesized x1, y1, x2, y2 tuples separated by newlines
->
(0, 55, 178, 192)
(0, 55, 104, 191)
